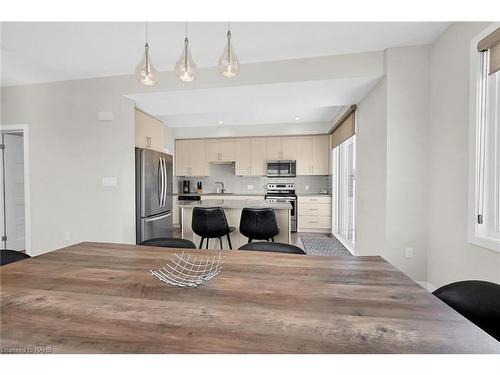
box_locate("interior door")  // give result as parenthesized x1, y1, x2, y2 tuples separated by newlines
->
(1, 133, 25, 251)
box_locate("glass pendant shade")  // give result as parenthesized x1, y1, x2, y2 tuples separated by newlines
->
(135, 43, 159, 87)
(218, 30, 240, 78)
(175, 37, 198, 83)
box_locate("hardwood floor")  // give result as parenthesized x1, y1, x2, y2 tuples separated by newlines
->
(172, 226, 332, 251)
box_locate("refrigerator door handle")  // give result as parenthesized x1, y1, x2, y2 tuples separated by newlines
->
(162, 156, 168, 206)
(158, 157, 164, 207)
(161, 157, 166, 207)
(145, 212, 172, 222)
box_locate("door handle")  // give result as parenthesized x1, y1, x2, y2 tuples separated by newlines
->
(159, 157, 164, 207)
(162, 156, 168, 207)
(145, 212, 172, 222)
(158, 158, 163, 207)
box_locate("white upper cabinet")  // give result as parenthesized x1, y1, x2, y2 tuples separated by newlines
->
(175, 139, 209, 177)
(235, 138, 251, 175)
(281, 137, 297, 160)
(250, 138, 267, 175)
(176, 135, 330, 177)
(135, 109, 164, 152)
(266, 136, 297, 160)
(312, 135, 330, 175)
(266, 137, 282, 160)
(296, 136, 313, 175)
(206, 138, 235, 162)
(295, 135, 330, 175)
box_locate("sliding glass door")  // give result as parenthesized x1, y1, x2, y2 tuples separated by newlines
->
(331, 135, 356, 250)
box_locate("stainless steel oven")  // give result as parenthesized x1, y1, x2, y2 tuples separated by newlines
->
(265, 183, 297, 232)
(266, 160, 296, 177)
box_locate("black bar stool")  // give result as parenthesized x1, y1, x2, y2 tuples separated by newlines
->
(239, 208, 279, 243)
(0, 250, 31, 266)
(238, 242, 305, 255)
(192, 207, 235, 249)
(140, 238, 196, 249)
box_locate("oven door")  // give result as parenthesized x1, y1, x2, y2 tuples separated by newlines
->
(265, 196, 297, 232)
(266, 160, 296, 177)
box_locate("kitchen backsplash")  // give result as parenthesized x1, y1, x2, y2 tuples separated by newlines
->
(174, 163, 331, 195)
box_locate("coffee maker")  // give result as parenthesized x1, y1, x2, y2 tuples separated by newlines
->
(182, 180, 190, 194)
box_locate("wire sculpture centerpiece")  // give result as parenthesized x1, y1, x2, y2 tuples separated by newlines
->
(150, 252, 224, 288)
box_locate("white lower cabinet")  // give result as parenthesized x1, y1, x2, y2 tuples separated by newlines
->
(298, 196, 332, 232)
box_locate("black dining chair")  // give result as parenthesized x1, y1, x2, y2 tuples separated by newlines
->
(238, 241, 305, 255)
(140, 237, 196, 249)
(239, 208, 279, 243)
(192, 207, 235, 249)
(433, 280, 500, 341)
(0, 249, 31, 266)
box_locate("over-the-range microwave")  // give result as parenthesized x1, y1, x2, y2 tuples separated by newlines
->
(266, 160, 297, 177)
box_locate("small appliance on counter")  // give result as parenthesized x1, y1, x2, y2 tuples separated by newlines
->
(182, 180, 191, 194)
(196, 181, 203, 194)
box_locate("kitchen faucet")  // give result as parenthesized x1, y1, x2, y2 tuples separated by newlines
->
(215, 181, 225, 194)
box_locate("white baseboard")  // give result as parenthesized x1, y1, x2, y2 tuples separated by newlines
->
(417, 281, 437, 292)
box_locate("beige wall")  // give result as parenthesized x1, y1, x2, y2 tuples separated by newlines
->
(427, 22, 500, 287)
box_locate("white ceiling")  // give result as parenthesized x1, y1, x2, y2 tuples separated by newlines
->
(1, 22, 449, 86)
(129, 77, 379, 127)
(1, 22, 448, 129)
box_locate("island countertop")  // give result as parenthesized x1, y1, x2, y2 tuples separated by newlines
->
(179, 199, 292, 210)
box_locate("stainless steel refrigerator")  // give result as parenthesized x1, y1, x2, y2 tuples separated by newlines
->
(135, 148, 173, 244)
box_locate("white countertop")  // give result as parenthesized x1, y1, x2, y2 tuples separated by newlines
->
(179, 199, 292, 210)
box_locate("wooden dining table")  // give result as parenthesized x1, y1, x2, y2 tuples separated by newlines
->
(1, 242, 499, 354)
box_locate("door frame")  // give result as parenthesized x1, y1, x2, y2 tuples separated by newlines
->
(0, 124, 31, 255)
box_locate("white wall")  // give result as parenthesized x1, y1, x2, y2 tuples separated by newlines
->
(356, 78, 387, 256)
(172, 121, 331, 139)
(427, 22, 500, 287)
(356, 46, 430, 282)
(1, 81, 137, 255)
(384, 46, 430, 282)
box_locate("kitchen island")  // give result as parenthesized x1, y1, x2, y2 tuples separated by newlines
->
(180, 199, 292, 249)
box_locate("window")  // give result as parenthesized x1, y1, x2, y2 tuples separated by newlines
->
(331, 135, 356, 250)
(330, 108, 356, 252)
(469, 25, 500, 252)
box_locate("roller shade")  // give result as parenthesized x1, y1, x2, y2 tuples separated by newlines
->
(330, 111, 355, 150)
(478, 27, 500, 75)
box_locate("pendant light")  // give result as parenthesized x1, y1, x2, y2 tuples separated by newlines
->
(135, 23, 159, 87)
(175, 22, 198, 83)
(218, 22, 240, 78)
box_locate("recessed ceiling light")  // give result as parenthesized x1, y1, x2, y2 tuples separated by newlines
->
(218, 121, 224, 124)
(294, 117, 300, 121)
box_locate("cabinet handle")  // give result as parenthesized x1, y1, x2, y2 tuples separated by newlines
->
(309, 221, 319, 223)
(310, 208, 319, 211)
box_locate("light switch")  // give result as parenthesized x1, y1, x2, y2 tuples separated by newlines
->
(102, 177, 117, 187)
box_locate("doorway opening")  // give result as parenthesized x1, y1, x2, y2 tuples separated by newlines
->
(0, 125, 31, 254)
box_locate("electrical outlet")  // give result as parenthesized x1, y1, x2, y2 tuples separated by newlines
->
(405, 247, 413, 259)
(65, 232, 71, 241)
(247, 185, 254, 190)
(305, 185, 309, 191)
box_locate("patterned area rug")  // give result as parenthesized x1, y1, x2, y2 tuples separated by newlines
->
(300, 234, 352, 256)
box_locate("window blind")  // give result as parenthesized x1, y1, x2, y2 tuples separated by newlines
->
(330, 109, 355, 150)
(478, 27, 500, 75)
